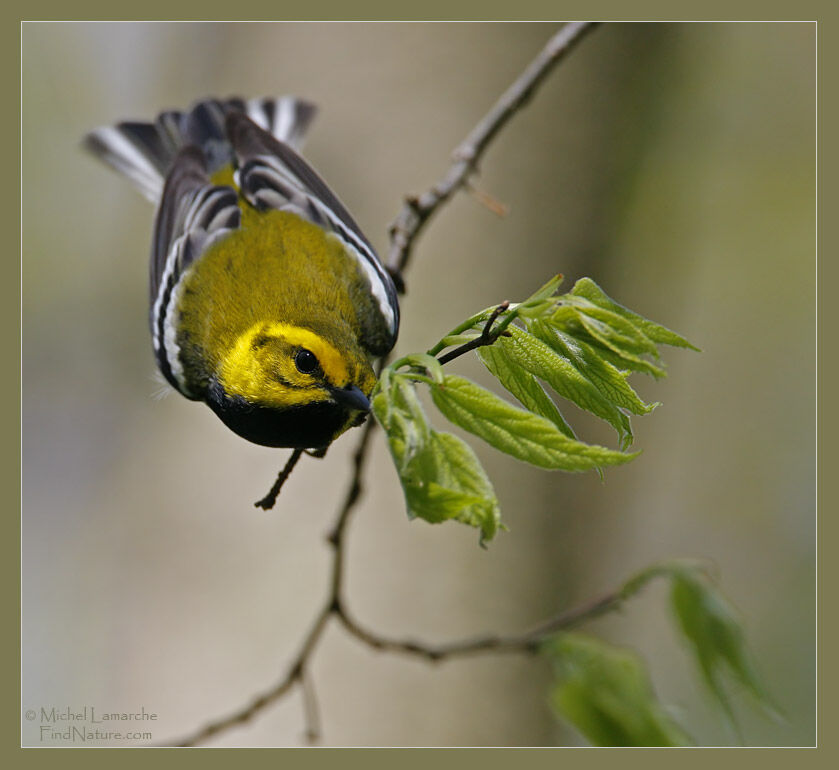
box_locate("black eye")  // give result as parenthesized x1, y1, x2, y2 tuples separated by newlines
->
(295, 348, 320, 374)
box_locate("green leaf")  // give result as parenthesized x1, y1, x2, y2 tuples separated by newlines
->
(551, 301, 668, 379)
(525, 273, 564, 302)
(561, 297, 661, 358)
(492, 325, 633, 446)
(574, 331, 668, 379)
(529, 320, 657, 417)
(428, 430, 500, 542)
(570, 277, 699, 351)
(372, 372, 500, 543)
(430, 374, 637, 471)
(543, 633, 693, 747)
(670, 568, 776, 731)
(478, 343, 576, 439)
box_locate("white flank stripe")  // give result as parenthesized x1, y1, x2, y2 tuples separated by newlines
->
(326, 232, 397, 334)
(162, 265, 192, 395)
(151, 241, 179, 353)
(151, 237, 192, 394)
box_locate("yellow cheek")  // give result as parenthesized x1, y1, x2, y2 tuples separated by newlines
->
(260, 322, 351, 386)
(218, 324, 328, 407)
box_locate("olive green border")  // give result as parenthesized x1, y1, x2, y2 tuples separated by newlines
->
(11, 3, 826, 769)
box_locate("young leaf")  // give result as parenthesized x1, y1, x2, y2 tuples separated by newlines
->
(570, 277, 699, 351)
(525, 273, 564, 302)
(427, 430, 500, 542)
(543, 633, 693, 747)
(478, 343, 577, 439)
(550, 301, 668, 378)
(372, 372, 430, 474)
(561, 297, 661, 359)
(572, 330, 668, 379)
(529, 320, 658, 417)
(491, 326, 633, 447)
(670, 568, 776, 730)
(372, 372, 500, 543)
(430, 374, 637, 471)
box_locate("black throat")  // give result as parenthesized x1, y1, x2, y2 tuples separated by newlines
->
(205, 380, 359, 448)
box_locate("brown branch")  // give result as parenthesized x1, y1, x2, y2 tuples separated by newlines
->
(387, 22, 599, 278)
(171, 602, 331, 746)
(172, 391, 381, 747)
(173, 23, 601, 747)
(335, 589, 624, 662)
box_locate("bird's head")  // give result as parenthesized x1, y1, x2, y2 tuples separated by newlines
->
(206, 321, 376, 448)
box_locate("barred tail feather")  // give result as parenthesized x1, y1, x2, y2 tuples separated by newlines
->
(243, 97, 317, 150)
(83, 96, 318, 202)
(83, 124, 171, 202)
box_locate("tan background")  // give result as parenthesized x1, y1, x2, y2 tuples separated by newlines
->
(22, 22, 815, 746)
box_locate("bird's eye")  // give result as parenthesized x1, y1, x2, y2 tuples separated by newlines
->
(294, 348, 320, 374)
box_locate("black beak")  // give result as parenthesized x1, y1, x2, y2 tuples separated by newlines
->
(329, 384, 371, 413)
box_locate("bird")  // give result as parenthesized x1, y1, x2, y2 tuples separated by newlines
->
(84, 96, 400, 449)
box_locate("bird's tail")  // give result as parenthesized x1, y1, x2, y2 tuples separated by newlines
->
(83, 96, 318, 202)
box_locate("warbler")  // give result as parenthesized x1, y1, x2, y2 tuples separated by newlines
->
(84, 97, 399, 448)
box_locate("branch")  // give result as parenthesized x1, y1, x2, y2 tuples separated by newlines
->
(173, 23, 601, 746)
(335, 588, 623, 662)
(435, 300, 511, 366)
(387, 22, 599, 277)
(171, 602, 331, 747)
(172, 398, 380, 747)
(254, 448, 304, 510)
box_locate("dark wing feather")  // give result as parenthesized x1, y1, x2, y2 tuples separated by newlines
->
(150, 147, 241, 396)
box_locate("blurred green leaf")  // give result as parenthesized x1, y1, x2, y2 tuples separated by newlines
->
(430, 374, 637, 471)
(670, 567, 777, 731)
(543, 633, 693, 747)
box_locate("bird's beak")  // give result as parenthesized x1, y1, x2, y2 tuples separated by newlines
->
(329, 384, 371, 413)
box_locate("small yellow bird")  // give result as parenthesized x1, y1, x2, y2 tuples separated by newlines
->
(84, 97, 399, 448)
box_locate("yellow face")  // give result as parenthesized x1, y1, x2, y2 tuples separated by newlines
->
(218, 321, 376, 411)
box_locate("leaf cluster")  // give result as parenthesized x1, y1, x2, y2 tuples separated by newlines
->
(372, 276, 697, 543)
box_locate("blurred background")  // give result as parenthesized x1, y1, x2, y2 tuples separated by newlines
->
(22, 23, 815, 746)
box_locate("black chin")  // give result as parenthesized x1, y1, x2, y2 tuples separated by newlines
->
(205, 381, 355, 449)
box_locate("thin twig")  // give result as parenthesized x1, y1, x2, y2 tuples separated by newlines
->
(171, 603, 331, 746)
(335, 589, 623, 661)
(173, 389, 382, 747)
(254, 448, 305, 510)
(388, 22, 598, 277)
(300, 667, 322, 744)
(436, 301, 511, 366)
